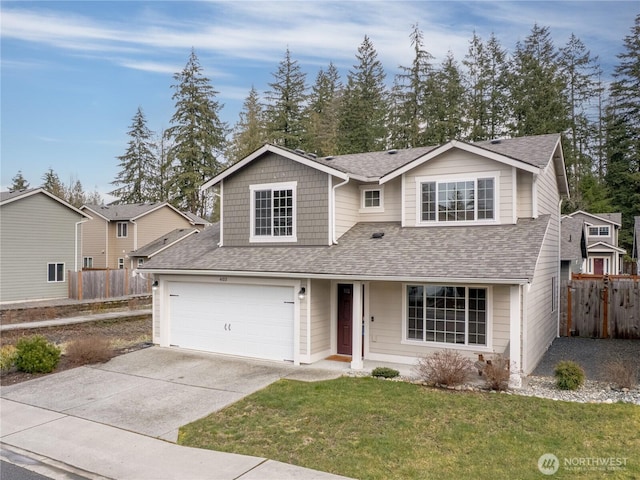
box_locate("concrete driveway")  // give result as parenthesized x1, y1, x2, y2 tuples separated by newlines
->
(1, 346, 342, 442)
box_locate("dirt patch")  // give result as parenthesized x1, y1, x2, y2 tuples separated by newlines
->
(1, 317, 152, 386)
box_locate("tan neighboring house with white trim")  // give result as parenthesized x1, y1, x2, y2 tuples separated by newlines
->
(80, 203, 197, 270)
(142, 133, 569, 387)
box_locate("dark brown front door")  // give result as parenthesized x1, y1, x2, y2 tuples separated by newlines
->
(337, 284, 353, 355)
(593, 258, 604, 275)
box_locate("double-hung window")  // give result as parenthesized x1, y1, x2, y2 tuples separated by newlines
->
(117, 222, 128, 238)
(587, 225, 609, 237)
(417, 174, 497, 224)
(250, 182, 297, 242)
(406, 285, 488, 347)
(47, 263, 65, 282)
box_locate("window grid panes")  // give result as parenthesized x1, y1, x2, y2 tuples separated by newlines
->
(588, 226, 609, 236)
(272, 189, 293, 236)
(421, 178, 494, 223)
(407, 285, 487, 346)
(117, 222, 128, 238)
(254, 190, 272, 236)
(364, 190, 381, 208)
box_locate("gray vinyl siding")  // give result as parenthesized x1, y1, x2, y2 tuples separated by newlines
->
(1, 193, 84, 303)
(309, 279, 331, 355)
(335, 181, 359, 240)
(523, 161, 561, 374)
(516, 171, 534, 218)
(222, 153, 329, 246)
(570, 211, 616, 247)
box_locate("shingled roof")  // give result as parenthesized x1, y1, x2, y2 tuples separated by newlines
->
(561, 216, 587, 263)
(142, 217, 550, 283)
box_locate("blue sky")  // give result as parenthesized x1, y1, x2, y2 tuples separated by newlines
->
(1, 1, 637, 201)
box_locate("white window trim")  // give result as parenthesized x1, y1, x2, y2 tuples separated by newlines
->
(137, 258, 144, 267)
(83, 257, 93, 269)
(47, 262, 65, 283)
(587, 225, 610, 237)
(249, 181, 298, 243)
(117, 258, 125, 269)
(116, 221, 128, 238)
(359, 185, 385, 213)
(401, 283, 493, 352)
(415, 172, 500, 226)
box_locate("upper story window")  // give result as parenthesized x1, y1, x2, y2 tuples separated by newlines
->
(83, 257, 93, 269)
(417, 174, 497, 224)
(360, 185, 384, 213)
(250, 182, 297, 243)
(588, 225, 609, 237)
(117, 222, 128, 238)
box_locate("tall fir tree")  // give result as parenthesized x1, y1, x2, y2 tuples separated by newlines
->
(428, 52, 467, 144)
(264, 49, 307, 150)
(166, 49, 228, 217)
(338, 35, 388, 154)
(41, 168, 65, 199)
(227, 86, 267, 163)
(65, 176, 86, 208)
(110, 107, 157, 204)
(390, 24, 435, 148)
(508, 24, 569, 136)
(605, 14, 640, 255)
(152, 129, 174, 203)
(9, 171, 29, 191)
(559, 33, 603, 208)
(302, 63, 342, 156)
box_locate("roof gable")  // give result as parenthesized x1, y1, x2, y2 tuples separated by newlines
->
(567, 210, 622, 228)
(82, 202, 193, 223)
(1, 188, 90, 218)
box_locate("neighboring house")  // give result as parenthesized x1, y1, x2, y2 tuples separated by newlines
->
(129, 227, 201, 270)
(566, 211, 626, 275)
(80, 202, 197, 270)
(142, 133, 569, 387)
(560, 216, 587, 281)
(633, 216, 640, 275)
(183, 211, 213, 229)
(0, 188, 91, 303)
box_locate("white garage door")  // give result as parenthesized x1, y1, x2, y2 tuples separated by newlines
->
(169, 282, 295, 361)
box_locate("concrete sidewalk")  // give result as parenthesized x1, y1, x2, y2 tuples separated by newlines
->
(1, 398, 351, 480)
(0, 309, 152, 331)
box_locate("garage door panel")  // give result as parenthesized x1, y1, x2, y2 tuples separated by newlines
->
(169, 282, 294, 361)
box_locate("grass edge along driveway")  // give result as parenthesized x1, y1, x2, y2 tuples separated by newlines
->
(179, 377, 639, 480)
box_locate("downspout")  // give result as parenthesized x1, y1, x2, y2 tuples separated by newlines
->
(557, 198, 563, 337)
(130, 219, 138, 270)
(75, 218, 89, 272)
(331, 177, 350, 244)
(214, 184, 223, 247)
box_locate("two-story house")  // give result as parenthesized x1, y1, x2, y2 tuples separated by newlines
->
(0, 188, 91, 303)
(142, 133, 568, 387)
(80, 202, 198, 270)
(565, 211, 625, 275)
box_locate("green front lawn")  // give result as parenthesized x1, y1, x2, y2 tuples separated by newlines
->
(178, 377, 639, 479)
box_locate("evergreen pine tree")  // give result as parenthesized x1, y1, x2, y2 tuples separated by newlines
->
(41, 168, 65, 198)
(605, 14, 640, 254)
(338, 35, 388, 154)
(302, 63, 342, 156)
(508, 24, 569, 136)
(428, 52, 467, 143)
(9, 171, 29, 191)
(110, 107, 157, 204)
(227, 86, 267, 163)
(65, 176, 86, 208)
(166, 49, 228, 217)
(264, 49, 307, 150)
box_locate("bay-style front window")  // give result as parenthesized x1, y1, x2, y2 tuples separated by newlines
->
(250, 182, 297, 242)
(417, 174, 496, 223)
(406, 285, 487, 346)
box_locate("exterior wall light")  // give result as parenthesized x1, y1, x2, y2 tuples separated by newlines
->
(152, 281, 159, 291)
(298, 287, 306, 300)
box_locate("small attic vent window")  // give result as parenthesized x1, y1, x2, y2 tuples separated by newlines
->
(371, 232, 385, 239)
(490, 139, 502, 144)
(294, 148, 305, 155)
(325, 156, 334, 161)
(387, 149, 398, 154)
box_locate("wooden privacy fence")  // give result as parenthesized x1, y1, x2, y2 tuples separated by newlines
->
(68, 268, 152, 300)
(561, 274, 640, 339)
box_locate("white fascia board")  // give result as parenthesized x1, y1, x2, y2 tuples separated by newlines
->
(0, 188, 92, 218)
(130, 202, 192, 223)
(552, 137, 570, 197)
(568, 210, 622, 228)
(380, 140, 540, 184)
(200, 144, 348, 191)
(141, 268, 530, 285)
(81, 205, 109, 221)
(587, 242, 627, 254)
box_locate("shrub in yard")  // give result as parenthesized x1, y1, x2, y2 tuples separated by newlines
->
(14, 335, 61, 374)
(0, 345, 18, 373)
(483, 355, 511, 391)
(554, 360, 585, 390)
(371, 367, 400, 379)
(65, 335, 114, 366)
(415, 349, 473, 387)
(603, 360, 638, 390)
